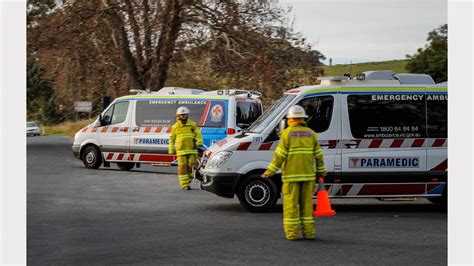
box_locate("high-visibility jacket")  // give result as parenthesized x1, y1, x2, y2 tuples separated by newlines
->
(264, 123, 326, 182)
(168, 119, 203, 156)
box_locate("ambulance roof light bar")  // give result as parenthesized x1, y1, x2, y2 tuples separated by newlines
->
(129, 89, 151, 94)
(317, 76, 350, 81)
(216, 89, 263, 99)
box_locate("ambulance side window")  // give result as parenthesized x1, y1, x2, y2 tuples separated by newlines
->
(297, 96, 334, 133)
(347, 94, 426, 138)
(236, 101, 262, 128)
(102, 106, 114, 126)
(136, 102, 176, 127)
(102, 101, 129, 126)
(110, 101, 129, 124)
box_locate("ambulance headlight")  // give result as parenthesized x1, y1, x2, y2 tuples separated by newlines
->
(206, 151, 233, 169)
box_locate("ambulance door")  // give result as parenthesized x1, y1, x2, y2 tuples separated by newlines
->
(129, 99, 176, 163)
(297, 93, 340, 180)
(97, 100, 131, 157)
(425, 92, 448, 196)
(340, 92, 428, 198)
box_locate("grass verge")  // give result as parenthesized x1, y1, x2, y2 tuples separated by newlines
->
(43, 119, 95, 137)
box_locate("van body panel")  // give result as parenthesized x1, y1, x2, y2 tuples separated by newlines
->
(73, 89, 263, 167)
(199, 80, 448, 205)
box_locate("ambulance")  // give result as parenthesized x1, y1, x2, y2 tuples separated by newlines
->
(197, 71, 447, 212)
(72, 87, 263, 170)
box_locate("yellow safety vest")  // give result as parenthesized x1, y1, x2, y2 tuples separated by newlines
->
(265, 123, 327, 182)
(169, 119, 203, 156)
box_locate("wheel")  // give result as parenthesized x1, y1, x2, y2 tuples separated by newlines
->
(82, 146, 102, 169)
(237, 174, 279, 213)
(117, 162, 135, 171)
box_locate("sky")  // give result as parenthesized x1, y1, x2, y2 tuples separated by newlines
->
(282, 0, 447, 65)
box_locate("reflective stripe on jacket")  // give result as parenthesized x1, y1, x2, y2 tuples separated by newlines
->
(264, 123, 326, 182)
(168, 119, 203, 156)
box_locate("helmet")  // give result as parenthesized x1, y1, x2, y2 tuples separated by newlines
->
(286, 105, 308, 118)
(176, 106, 190, 115)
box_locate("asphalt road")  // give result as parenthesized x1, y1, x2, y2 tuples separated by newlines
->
(27, 136, 447, 265)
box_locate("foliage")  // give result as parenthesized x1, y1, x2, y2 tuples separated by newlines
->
(27, 51, 63, 125)
(406, 24, 447, 83)
(323, 60, 408, 78)
(43, 119, 95, 137)
(27, 0, 325, 118)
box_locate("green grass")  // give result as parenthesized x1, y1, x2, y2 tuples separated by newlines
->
(43, 119, 95, 137)
(322, 59, 409, 77)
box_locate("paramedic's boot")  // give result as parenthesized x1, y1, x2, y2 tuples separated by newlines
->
(313, 177, 336, 217)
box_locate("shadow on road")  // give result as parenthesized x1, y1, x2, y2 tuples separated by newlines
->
(205, 202, 447, 214)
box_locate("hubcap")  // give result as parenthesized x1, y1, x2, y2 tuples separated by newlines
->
(85, 151, 95, 164)
(245, 181, 270, 207)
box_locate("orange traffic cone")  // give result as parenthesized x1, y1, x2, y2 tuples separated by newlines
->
(313, 177, 336, 217)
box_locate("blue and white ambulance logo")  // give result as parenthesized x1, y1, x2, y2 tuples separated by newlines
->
(349, 157, 419, 168)
(210, 104, 224, 122)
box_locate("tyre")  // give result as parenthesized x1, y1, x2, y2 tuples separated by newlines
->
(82, 146, 102, 169)
(237, 174, 279, 213)
(117, 162, 135, 171)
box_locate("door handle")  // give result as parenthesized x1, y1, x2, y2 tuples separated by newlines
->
(132, 127, 140, 132)
(344, 142, 358, 149)
(119, 128, 126, 132)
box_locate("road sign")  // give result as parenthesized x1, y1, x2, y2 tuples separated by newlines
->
(74, 101, 92, 112)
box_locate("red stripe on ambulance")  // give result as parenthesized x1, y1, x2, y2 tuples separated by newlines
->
(237, 142, 252, 151)
(139, 154, 176, 163)
(430, 159, 447, 171)
(432, 139, 446, 147)
(259, 142, 274, 150)
(369, 139, 382, 148)
(411, 139, 425, 147)
(390, 139, 403, 148)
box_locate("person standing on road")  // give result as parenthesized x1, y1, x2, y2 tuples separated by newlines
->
(169, 106, 203, 191)
(261, 105, 327, 241)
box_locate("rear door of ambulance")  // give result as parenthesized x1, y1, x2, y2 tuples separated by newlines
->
(235, 98, 263, 133)
(182, 98, 228, 147)
(425, 89, 448, 196)
(339, 88, 428, 198)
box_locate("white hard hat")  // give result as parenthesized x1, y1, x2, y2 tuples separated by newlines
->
(176, 106, 190, 115)
(286, 105, 308, 118)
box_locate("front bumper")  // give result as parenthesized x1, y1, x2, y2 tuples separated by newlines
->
(200, 171, 240, 198)
(72, 144, 80, 159)
(27, 130, 40, 136)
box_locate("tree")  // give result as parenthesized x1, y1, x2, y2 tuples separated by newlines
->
(28, 0, 325, 118)
(406, 24, 447, 83)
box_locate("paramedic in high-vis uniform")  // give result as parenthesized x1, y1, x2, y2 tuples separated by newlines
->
(261, 105, 327, 240)
(169, 106, 203, 191)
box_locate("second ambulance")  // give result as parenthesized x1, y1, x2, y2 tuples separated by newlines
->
(197, 71, 447, 212)
(72, 87, 262, 170)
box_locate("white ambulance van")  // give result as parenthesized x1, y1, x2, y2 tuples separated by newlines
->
(197, 71, 447, 212)
(72, 87, 263, 170)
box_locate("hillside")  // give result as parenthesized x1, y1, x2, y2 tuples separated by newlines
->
(322, 59, 408, 77)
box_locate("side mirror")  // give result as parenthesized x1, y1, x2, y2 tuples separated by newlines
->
(99, 114, 104, 126)
(279, 119, 286, 132)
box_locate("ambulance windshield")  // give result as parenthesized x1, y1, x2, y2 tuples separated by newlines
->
(247, 94, 296, 133)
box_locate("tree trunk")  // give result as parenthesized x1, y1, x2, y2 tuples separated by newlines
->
(148, 0, 184, 90)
